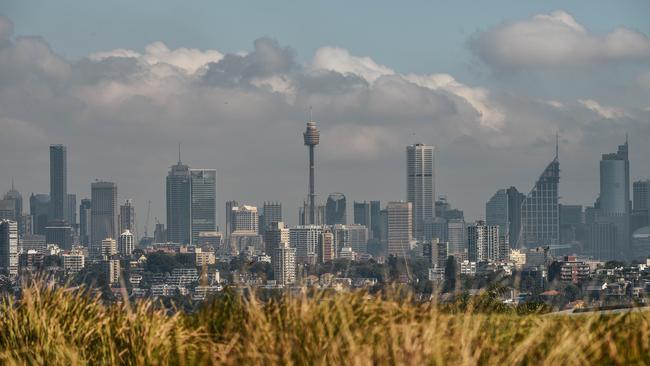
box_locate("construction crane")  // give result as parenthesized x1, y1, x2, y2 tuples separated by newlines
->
(143, 200, 151, 238)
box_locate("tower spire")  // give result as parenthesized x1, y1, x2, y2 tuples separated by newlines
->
(178, 143, 181, 164)
(555, 132, 559, 160)
(11, 177, 14, 191)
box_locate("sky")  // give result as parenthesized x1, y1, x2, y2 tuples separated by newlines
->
(0, 1, 649, 231)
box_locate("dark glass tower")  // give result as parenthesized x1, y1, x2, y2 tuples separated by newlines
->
(325, 193, 346, 225)
(190, 169, 216, 245)
(520, 154, 560, 251)
(49, 145, 67, 221)
(166, 159, 191, 244)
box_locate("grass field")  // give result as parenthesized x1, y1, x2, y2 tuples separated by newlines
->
(1, 282, 649, 365)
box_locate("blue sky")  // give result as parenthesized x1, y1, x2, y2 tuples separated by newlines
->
(0, 1, 649, 224)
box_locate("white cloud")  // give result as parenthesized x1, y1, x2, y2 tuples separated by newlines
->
(471, 10, 650, 70)
(89, 41, 223, 74)
(311, 46, 393, 82)
(578, 99, 627, 119)
(321, 124, 400, 160)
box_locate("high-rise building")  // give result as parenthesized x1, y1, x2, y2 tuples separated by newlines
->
(3, 181, 22, 220)
(262, 202, 282, 233)
(353, 201, 371, 228)
(325, 193, 346, 225)
(299, 202, 325, 226)
(79, 199, 91, 246)
(190, 169, 216, 245)
(468, 221, 504, 262)
(45, 220, 73, 250)
(0, 220, 18, 276)
(225, 200, 238, 238)
(406, 144, 434, 239)
(118, 230, 134, 257)
(49, 144, 67, 222)
(30, 193, 50, 235)
(118, 199, 136, 238)
(370, 200, 381, 241)
(386, 201, 412, 257)
(0, 200, 15, 220)
(346, 224, 368, 255)
(91, 181, 117, 257)
(592, 140, 631, 260)
(100, 238, 117, 258)
(166, 157, 191, 244)
(633, 180, 650, 212)
(65, 194, 76, 228)
(447, 219, 466, 258)
(264, 221, 290, 255)
(486, 186, 524, 249)
(559, 204, 584, 245)
(273, 242, 296, 286)
(319, 230, 335, 263)
(231, 205, 259, 233)
(290, 225, 322, 264)
(520, 147, 560, 251)
(303, 117, 320, 225)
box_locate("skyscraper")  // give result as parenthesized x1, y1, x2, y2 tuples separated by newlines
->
(447, 219, 466, 258)
(387, 201, 412, 257)
(91, 181, 117, 257)
(486, 186, 524, 249)
(118, 199, 136, 238)
(65, 194, 77, 228)
(166, 158, 191, 244)
(0, 220, 18, 276)
(303, 117, 320, 225)
(370, 200, 381, 240)
(264, 221, 290, 255)
(520, 146, 560, 251)
(30, 193, 49, 235)
(591, 140, 631, 260)
(190, 169, 216, 245)
(353, 201, 371, 228)
(3, 181, 22, 220)
(632, 180, 650, 230)
(49, 144, 67, 222)
(231, 205, 259, 233)
(325, 193, 346, 225)
(290, 225, 322, 264)
(225, 200, 238, 238)
(406, 144, 434, 239)
(262, 202, 282, 231)
(118, 230, 134, 257)
(79, 199, 91, 246)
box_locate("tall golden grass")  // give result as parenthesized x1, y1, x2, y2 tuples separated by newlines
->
(1, 282, 649, 365)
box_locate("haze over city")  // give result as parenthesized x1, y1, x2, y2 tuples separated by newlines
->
(1, 1, 649, 229)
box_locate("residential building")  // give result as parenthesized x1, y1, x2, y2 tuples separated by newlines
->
(118, 199, 136, 238)
(0, 220, 18, 276)
(118, 230, 134, 257)
(273, 242, 296, 286)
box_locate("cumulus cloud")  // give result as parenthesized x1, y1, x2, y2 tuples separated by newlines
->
(470, 10, 650, 71)
(0, 15, 648, 224)
(578, 99, 628, 119)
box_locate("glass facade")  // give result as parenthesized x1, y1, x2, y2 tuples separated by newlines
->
(520, 158, 560, 251)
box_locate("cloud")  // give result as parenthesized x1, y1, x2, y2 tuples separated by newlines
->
(470, 10, 650, 71)
(89, 41, 224, 74)
(578, 99, 628, 119)
(0, 15, 648, 225)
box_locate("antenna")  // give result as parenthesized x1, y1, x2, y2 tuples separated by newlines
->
(309, 106, 313, 122)
(178, 143, 181, 164)
(555, 132, 559, 160)
(11, 177, 14, 191)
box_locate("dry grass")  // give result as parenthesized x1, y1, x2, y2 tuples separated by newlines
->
(1, 283, 649, 365)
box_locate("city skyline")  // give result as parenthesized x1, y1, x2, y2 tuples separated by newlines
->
(0, 6, 649, 230)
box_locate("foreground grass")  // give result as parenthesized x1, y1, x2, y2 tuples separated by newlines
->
(1, 284, 649, 365)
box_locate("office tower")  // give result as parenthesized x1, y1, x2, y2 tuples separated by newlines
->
(225, 200, 238, 239)
(346, 224, 368, 254)
(353, 201, 371, 228)
(386, 201, 412, 257)
(424, 217, 448, 242)
(468, 221, 502, 262)
(632, 180, 650, 230)
(231, 205, 259, 233)
(65, 194, 76, 228)
(18, 215, 33, 237)
(190, 169, 216, 245)
(0, 200, 15, 220)
(91, 181, 117, 257)
(79, 199, 91, 246)
(45, 220, 74, 250)
(379, 209, 388, 245)
(273, 242, 296, 286)
(520, 143, 560, 251)
(447, 219, 466, 257)
(0, 220, 18, 276)
(559, 205, 584, 245)
(370, 201, 381, 241)
(303, 117, 320, 225)
(30, 194, 50, 236)
(325, 193, 346, 225)
(435, 197, 450, 218)
(21, 234, 45, 253)
(49, 145, 67, 221)
(486, 186, 525, 249)
(290, 225, 323, 264)
(118, 199, 136, 238)
(423, 239, 448, 269)
(264, 221, 290, 255)
(319, 230, 335, 263)
(166, 157, 191, 244)
(591, 140, 631, 260)
(263, 202, 282, 229)
(406, 144, 435, 239)
(299, 202, 326, 225)
(331, 224, 348, 256)
(118, 230, 134, 257)
(3, 181, 22, 219)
